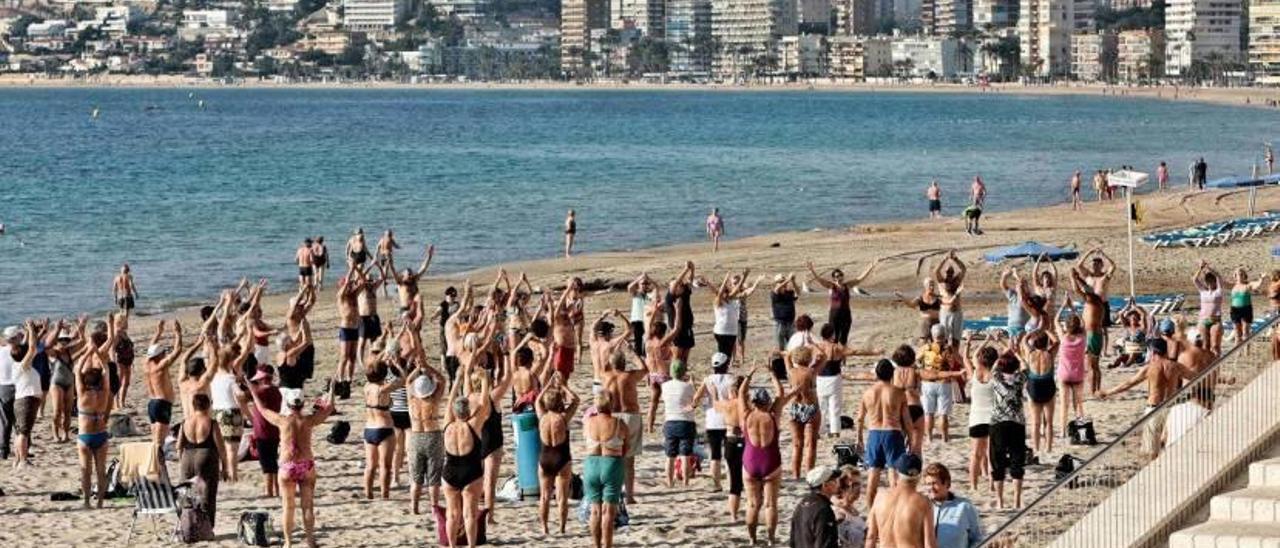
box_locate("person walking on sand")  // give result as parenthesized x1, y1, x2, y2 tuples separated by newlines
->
(347, 228, 370, 270)
(563, 210, 577, 258)
(866, 454, 937, 548)
(311, 237, 330, 289)
(1157, 162, 1170, 191)
(707, 207, 726, 251)
(927, 180, 943, 219)
(295, 239, 315, 289)
(113, 264, 138, 314)
(1070, 171, 1083, 210)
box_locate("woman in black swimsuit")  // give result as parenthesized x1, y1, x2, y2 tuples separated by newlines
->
(466, 353, 513, 525)
(897, 279, 941, 345)
(442, 373, 491, 548)
(563, 209, 577, 258)
(178, 393, 225, 532)
(534, 374, 580, 535)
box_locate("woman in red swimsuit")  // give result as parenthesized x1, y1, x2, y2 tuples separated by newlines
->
(738, 367, 794, 546)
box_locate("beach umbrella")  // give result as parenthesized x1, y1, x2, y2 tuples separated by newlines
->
(1107, 170, 1149, 299)
(983, 242, 1080, 264)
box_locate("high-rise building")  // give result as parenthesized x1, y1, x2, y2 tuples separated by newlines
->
(1019, 0, 1073, 76)
(711, 0, 797, 77)
(834, 0, 876, 34)
(973, 0, 1016, 29)
(1070, 31, 1116, 80)
(922, 0, 938, 33)
(432, 0, 488, 19)
(1110, 0, 1152, 10)
(562, 0, 609, 74)
(935, 0, 972, 34)
(667, 0, 713, 73)
(829, 35, 892, 77)
(1072, 0, 1094, 30)
(1249, 0, 1280, 81)
(1118, 28, 1164, 79)
(343, 0, 409, 30)
(1165, 0, 1243, 75)
(891, 35, 965, 77)
(618, 0, 665, 35)
(798, 0, 833, 32)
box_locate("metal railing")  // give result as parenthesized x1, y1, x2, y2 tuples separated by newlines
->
(981, 314, 1280, 547)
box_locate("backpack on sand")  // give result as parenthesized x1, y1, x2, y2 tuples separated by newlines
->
(326, 420, 350, 445)
(238, 511, 273, 546)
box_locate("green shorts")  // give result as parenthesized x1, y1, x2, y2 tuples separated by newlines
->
(1086, 332, 1103, 357)
(583, 455, 624, 504)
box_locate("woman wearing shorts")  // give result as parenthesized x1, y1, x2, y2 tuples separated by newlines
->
(1056, 306, 1087, 436)
(661, 360, 697, 487)
(693, 352, 736, 492)
(963, 338, 997, 492)
(583, 391, 627, 548)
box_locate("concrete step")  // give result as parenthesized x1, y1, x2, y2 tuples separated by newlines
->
(1169, 521, 1280, 548)
(1250, 459, 1280, 488)
(1212, 488, 1280, 523)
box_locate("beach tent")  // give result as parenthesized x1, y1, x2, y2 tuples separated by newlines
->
(1106, 170, 1149, 299)
(983, 242, 1080, 264)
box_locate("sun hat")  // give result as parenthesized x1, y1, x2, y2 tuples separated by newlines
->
(895, 453, 923, 478)
(146, 344, 170, 359)
(805, 465, 840, 489)
(711, 352, 730, 369)
(3, 326, 21, 340)
(413, 375, 437, 398)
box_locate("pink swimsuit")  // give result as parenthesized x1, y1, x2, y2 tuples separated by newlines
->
(1057, 335, 1086, 384)
(743, 413, 781, 480)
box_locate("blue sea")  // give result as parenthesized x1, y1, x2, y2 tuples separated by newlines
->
(2, 88, 1277, 323)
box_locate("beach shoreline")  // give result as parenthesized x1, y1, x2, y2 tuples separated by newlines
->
(4, 72, 1279, 110)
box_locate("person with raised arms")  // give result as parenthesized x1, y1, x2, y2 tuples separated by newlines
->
(740, 366, 794, 546)
(534, 372, 580, 535)
(807, 259, 881, 346)
(249, 378, 337, 548)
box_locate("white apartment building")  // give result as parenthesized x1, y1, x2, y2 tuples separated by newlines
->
(667, 0, 712, 73)
(434, 0, 488, 19)
(1019, 0, 1073, 77)
(834, 0, 875, 34)
(778, 34, 825, 74)
(617, 0, 665, 35)
(891, 35, 962, 78)
(1070, 31, 1116, 81)
(1111, 0, 1153, 9)
(26, 20, 70, 38)
(183, 10, 238, 30)
(973, 0, 1016, 28)
(1165, 0, 1242, 76)
(1249, 0, 1280, 81)
(934, 0, 972, 34)
(343, 0, 409, 30)
(266, 0, 299, 12)
(94, 6, 141, 36)
(1118, 28, 1164, 80)
(710, 0, 796, 77)
(562, 0, 608, 73)
(829, 35, 891, 78)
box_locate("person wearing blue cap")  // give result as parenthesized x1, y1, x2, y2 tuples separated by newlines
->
(867, 453, 936, 547)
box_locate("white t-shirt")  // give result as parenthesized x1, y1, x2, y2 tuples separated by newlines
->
(702, 373, 736, 430)
(629, 294, 650, 323)
(787, 331, 815, 351)
(0, 344, 15, 386)
(210, 372, 239, 410)
(14, 363, 41, 399)
(713, 300, 741, 336)
(662, 379, 695, 423)
(1164, 401, 1210, 448)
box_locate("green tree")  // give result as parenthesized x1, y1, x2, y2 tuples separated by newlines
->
(338, 42, 364, 65)
(211, 53, 237, 76)
(7, 15, 40, 38)
(626, 37, 670, 76)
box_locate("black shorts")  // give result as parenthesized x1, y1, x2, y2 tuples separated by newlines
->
(929, 199, 941, 212)
(705, 429, 726, 461)
(338, 327, 360, 342)
(360, 315, 382, 341)
(1231, 305, 1254, 325)
(968, 424, 990, 439)
(663, 420, 696, 457)
(117, 296, 135, 310)
(391, 411, 411, 430)
(256, 438, 280, 474)
(725, 436, 745, 496)
(908, 404, 924, 423)
(147, 398, 173, 425)
(674, 329, 695, 350)
(299, 266, 314, 277)
(714, 334, 737, 357)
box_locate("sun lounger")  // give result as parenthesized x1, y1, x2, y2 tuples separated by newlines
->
(123, 446, 177, 547)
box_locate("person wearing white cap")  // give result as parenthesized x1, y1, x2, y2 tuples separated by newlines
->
(0, 324, 22, 460)
(866, 453, 936, 548)
(789, 465, 841, 548)
(711, 269, 749, 362)
(143, 320, 185, 448)
(692, 352, 736, 492)
(403, 330, 448, 515)
(8, 322, 40, 469)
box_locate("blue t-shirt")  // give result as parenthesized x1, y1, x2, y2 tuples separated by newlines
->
(1006, 289, 1029, 330)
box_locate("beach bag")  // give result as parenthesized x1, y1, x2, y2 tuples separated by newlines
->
(575, 495, 630, 527)
(238, 433, 257, 463)
(105, 458, 128, 498)
(174, 480, 214, 543)
(432, 505, 488, 545)
(569, 473, 584, 501)
(1069, 418, 1097, 446)
(238, 511, 273, 546)
(833, 442, 861, 468)
(326, 420, 350, 445)
(108, 413, 138, 438)
(496, 476, 523, 503)
(674, 453, 703, 480)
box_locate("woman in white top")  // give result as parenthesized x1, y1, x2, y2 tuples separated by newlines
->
(627, 273, 655, 359)
(786, 315, 818, 351)
(210, 330, 254, 483)
(691, 352, 736, 492)
(963, 335, 1000, 492)
(713, 270, 750, 362)
(661, 360, 697, 487)
(9, 322, 40, 469)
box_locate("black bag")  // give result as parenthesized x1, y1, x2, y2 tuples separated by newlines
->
(1069, 418, 1097, 446)
(175, 481, 214, 543)
(104, 458, 128, 498)
(238, 511, 273, 546)
(833, 443, 860, 468)
(326, 420, 350, 445)
(1055, 454, 1086, 488)
(569, 473, 584, 501)
(327, 378, 352, 400)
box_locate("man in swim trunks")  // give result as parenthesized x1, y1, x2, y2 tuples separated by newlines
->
(388, 243, 435, 319)
(564, 209, 577, 258)
(353, 265, 384, 362)
(405, 342, 447, 515)
(310, 236, 330, 289)
(857, 359, 911, 508)
(926, 180, 942, 219)
(144, 320, 184, 449)
(1099, 339, 1197, 461)
(1078, 246, 1116, 324)
(1070, 267, 1107, 396)
(336, 273, 363, 386)
(550, 282, 579, 379)
(866, 454, 937, 548)
(113, 263, 138, 314)
(295, 238, 315, 289)
(598, 350, 648, 503)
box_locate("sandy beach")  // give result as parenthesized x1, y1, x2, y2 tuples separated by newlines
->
(5, 72, 1280, 111)
(4, 182, 1280, 547)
